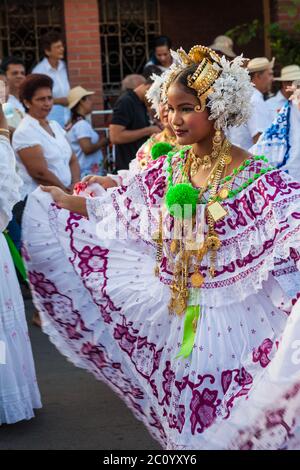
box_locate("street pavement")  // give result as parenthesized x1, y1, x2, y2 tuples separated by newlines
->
(0, 300, 161, 450)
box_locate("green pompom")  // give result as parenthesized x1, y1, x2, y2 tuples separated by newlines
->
(151, 142, 174, 160)
(165, 183, 199, 219)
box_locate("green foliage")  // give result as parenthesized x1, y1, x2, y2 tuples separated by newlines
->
(226, 2, 300, 67)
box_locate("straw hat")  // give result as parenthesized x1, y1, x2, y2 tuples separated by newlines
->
(247, 57, 275, 73)
(209, 35, 236, 58)
(68, 86, 95, 109)
(274, 65, 300, 82)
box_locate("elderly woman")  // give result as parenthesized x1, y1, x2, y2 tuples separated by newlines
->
(12, 73, 80, 327)
(12, 74, 80, 221)
(0, 104, 41, 424)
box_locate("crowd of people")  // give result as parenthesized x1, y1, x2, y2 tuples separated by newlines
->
(1, 29, 300, 451)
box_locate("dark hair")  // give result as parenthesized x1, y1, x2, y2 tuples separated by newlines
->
(154, 35, 172, 50)
(0, 68, 5, 76)
(70, 101, 85, 125)
(143, 65, 163, 84)
(19, 73, 53, 106)
(172, 64, 198, 98)
(41, 31, 63, 54)
(1, 56, 25, 73)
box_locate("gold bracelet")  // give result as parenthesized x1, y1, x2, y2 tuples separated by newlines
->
(0, 128, 10, 134)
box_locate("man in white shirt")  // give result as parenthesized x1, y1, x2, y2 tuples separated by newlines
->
(267, 65, 300, 121)
(228, 57, 274, 150)
(32, 31, 70, 127)
(1, 57, 26, 114)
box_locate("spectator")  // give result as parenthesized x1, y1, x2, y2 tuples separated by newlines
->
(267, 65, 300, 121)
(109, 72, 161, 170)
(228, 57, 274, 150)
(12, 74, 80, 223)
(1, 56, 26, 114)
(144, 35, 173, 72)
(32, 31, 70, 127)
(66, 86, 107, 178)
(209, 35, 237, 60)
(121, 74, 146, 91)
(0, 69, 24, 131)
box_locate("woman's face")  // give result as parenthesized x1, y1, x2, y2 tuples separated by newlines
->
(46, 40, 65, 61)
(155, 45, 172, 67)
(167, 82, 214, 145)
(80, 95, 93, 115)
(25, 87, 53, 119)
(158, 101, 169, 128)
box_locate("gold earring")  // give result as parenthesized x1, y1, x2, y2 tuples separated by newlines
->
(194, 105, 202, 112)
(211, 130, 223, 160)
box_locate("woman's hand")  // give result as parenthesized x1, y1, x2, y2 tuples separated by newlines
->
(81, 175, 117, 189)
(40, 185, 70, 208)
(40, 185, 88, 216)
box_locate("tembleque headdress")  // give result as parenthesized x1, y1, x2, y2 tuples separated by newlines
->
(162, 44, 253, 130)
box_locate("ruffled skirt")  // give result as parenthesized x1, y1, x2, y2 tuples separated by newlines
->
(22, 188, 300, 449)
(0, 234, 41, 424)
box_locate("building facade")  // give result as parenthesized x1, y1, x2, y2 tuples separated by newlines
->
(0, 0, 298, 110)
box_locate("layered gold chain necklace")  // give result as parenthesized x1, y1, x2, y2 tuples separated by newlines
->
(154, 138, 232, 316)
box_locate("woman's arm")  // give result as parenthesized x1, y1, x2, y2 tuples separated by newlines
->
(41, 186, 87, 216)
(53, 97, 69, 106)
(109, 124, 160, 145)
(78, 135, 107, 156)
(18, 145, 70, 191)
(69, 152, 81, 185)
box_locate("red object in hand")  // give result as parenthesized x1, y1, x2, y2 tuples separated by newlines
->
(73, 182, 88, 195)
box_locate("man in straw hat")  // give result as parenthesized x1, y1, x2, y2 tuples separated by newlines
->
(209, 35, 237, 59)
(267, 65, 300, 121)
(228, 56, 274, 150)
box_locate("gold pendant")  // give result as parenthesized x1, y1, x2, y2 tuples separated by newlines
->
(203, 155, 211, 170)
(224, 155, 232, 165)
(206, 235, 221, 251)
(207, 201, 228, 222)
(218, 187, 229, 200)
(170, 239, 178, 254)
(190, 160, 199, 177)
(152, 230, 160, 241)
(190, 271, 204, 288)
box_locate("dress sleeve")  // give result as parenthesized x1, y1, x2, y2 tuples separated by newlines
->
(86, 155, 167, 249)
(0, 136, 23, 231)
(12, 126, 40, 152)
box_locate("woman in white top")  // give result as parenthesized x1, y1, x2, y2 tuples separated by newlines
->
(12, 74, 80, 205)
(0, 105, 41, 424)
(32, 32, 70, 127)
(66, 86, 106, 178)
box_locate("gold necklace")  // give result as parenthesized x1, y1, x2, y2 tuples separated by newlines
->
(154, 139, 232, 315)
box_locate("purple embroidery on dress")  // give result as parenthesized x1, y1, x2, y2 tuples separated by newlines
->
(252, 338, 274, 368)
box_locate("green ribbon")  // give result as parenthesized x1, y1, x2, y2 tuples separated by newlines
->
(176, 305, 201, 359)
(3, 230, 28, 283)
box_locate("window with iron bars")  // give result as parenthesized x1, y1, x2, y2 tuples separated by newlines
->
(0, 0, 63, 72)
(99, 0, 161, 106)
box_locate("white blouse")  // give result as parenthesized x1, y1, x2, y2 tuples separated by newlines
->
(12, 114, 73, 199)
(0, 135, 22, 231)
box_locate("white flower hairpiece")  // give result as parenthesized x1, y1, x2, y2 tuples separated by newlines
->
(146, 49, 185, 117)
(146, 72, 166, 117)
(207, 55, 253, 129)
